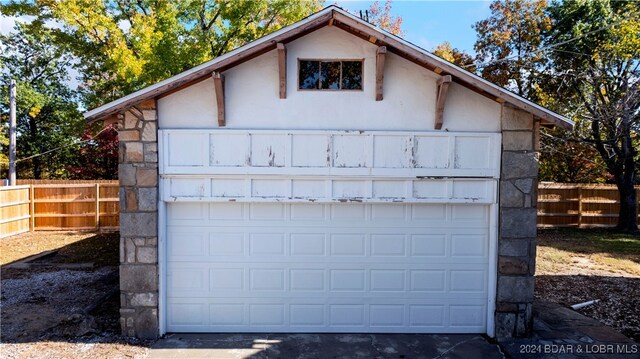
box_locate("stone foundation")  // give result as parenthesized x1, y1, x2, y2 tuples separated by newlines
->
(117, 100, 159, 339)
(496, 106, 538, 339)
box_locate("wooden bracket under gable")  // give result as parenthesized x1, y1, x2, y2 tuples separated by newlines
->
(435, 75, 452, 130)
(126, 106, 144, 121)
(102, 114, 119, 127)
(277, 43, 287, 99)
(212, 72, 225, 127)
(534, 119, 541, 151)
(376, 46, 387, 101)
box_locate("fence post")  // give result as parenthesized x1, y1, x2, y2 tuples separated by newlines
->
(95, 183, 100, 229)
(29, 184, 35, 232)
(577, 185, 583, 228)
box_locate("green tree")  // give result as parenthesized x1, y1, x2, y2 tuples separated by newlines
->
(0, 22, 84, 179)
(432, 42, 476, 72)
(2, 0, 323, 109)
(2, 0, 323, 180)
(0, 119, 8, 178)
(473, 0, 551, 98)
(544, 0, 640, 231)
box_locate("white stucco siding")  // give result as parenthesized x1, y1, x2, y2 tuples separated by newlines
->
(158, 26, 499, 132)
(443, 83, 501, 132)
(157, 78, 217, 129)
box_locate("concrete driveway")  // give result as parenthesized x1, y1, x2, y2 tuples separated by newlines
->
(148, 333, 504, 358)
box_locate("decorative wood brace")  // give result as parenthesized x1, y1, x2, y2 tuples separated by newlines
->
(212, 72, 225, 127)
(534, 119, 541, 151)
(376, 46, 387, 101)
(435, 75, 452, 130)
(277, 43, 287, 99)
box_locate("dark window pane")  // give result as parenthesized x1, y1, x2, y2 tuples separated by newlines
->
(341, 61, 362, 90)
(299, 60, 319, 89)
(320, 61, 341, 89)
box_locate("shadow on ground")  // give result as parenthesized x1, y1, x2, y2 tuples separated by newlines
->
(0, 232, 150, 353)
(501, 300, 637, 359)
(149, 333, 503, 359)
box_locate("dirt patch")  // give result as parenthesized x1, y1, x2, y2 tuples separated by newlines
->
(0, 231, 151, 358)
(0, 231, 119, 266)
(535, 229, 640, 342)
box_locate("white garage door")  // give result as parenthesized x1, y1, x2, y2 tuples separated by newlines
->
(160, 129, 499, 333)
(166, 201, 490, 333)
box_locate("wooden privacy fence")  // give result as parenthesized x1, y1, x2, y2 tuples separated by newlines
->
(0, 185, 31, 239)
(537, 183, 640, 228)
(0, 181, 119, 239)
(1, 181, 639, 237)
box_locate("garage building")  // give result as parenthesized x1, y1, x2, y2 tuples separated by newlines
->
(84, 6, 573, 339)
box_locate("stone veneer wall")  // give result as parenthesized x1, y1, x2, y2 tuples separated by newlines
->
(117, 99, 160, 339)
(496, 105, 538, 339)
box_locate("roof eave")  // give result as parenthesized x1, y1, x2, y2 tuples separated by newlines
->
(84, 5, 573, 130)
(84, 6, 336, 122)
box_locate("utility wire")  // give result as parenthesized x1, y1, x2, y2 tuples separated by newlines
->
(467, 12, 637, 70)
(539, 132, 607, 168)
(0, 125, 113, 165)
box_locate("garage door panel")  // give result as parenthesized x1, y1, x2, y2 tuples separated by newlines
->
(168, 255, 489, 265)
(168, 218, 488, 229)
(166, 300, 487, 333)
(168, 203, 489, 226)
(168, 265, 488, 297)
(167, 228, 488, 263)
(167, 202, 490, 333)
(168, 295, 491, 306)
(169, 261, 489, 269)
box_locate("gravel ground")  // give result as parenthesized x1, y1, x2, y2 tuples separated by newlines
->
(1, 336, 150, 359)
(0, 231, 152, 359)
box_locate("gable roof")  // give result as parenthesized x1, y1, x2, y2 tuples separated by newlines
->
(84, 5, 573, 129)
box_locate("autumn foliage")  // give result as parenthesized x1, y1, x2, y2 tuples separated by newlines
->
(66, 124, 119, 180)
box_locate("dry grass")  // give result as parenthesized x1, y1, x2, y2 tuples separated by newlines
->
(0, 231, 118, 266)
(536, 229, 640, 276)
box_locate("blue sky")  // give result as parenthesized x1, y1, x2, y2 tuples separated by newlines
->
(0, 1, 492, 54)
(335, 0, 492, 53)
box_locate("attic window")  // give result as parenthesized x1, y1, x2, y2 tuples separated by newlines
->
(298, 60, 363, 90)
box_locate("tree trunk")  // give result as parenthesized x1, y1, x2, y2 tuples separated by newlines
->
(616, 179, 638, 232)
(616, 118, 638, 232)
(590, 118, 638, 232)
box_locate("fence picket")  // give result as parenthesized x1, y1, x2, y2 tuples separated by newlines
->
(0, 181, 119, 236)
(1, 181, 638, 237)
(537, 183, 640, 228)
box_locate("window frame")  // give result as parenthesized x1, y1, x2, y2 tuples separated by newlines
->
(297, 58, 365, 91)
